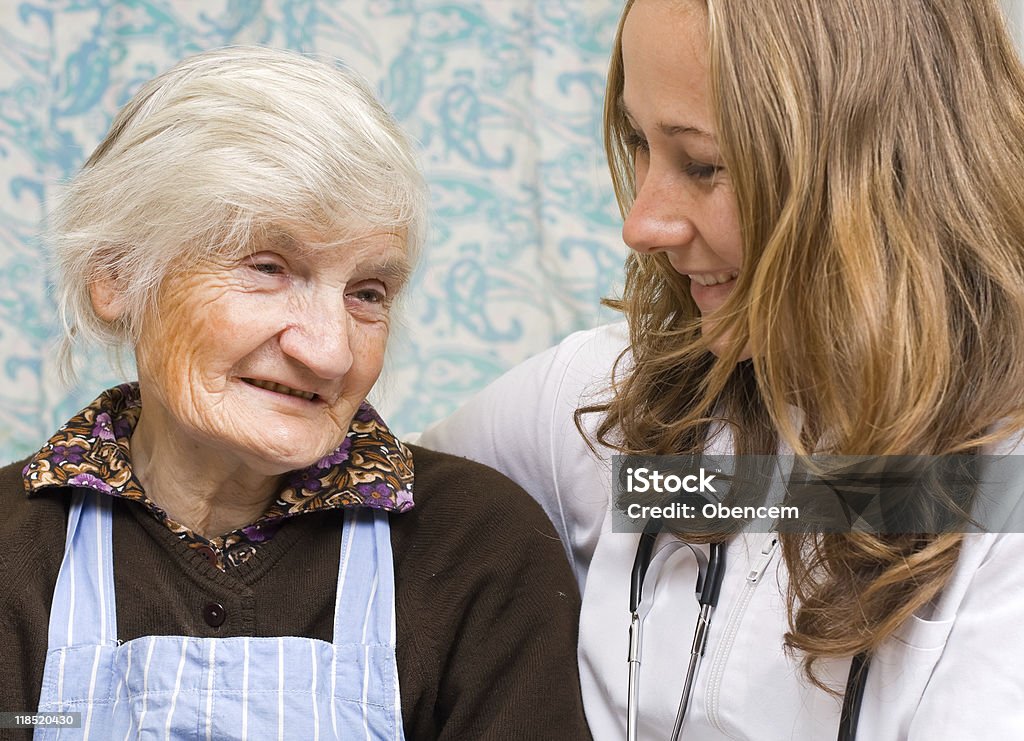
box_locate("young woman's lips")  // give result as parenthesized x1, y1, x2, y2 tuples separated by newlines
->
(688, 271, 738, 310)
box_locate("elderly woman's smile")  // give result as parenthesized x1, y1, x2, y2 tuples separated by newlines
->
(98, 229, 410, 481)
(241, 378, 320, 401)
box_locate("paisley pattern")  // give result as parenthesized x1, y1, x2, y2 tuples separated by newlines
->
(5, 3, 1024, 466)
(23, 382, 414, 569)
(0, 0, 632, 464)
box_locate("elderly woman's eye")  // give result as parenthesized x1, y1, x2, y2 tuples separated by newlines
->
(244, 252, 288, 276)
(250, 260, 284, 275)
(347, 281, 389, 305)
(354, 288, 386, 303)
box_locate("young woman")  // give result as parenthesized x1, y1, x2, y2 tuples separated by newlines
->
(420, 0, 1024, 738)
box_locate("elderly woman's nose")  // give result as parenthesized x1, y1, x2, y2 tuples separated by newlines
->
(277, 309, 355, 380)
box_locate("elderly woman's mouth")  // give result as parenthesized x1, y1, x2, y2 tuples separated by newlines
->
(241, 377, 319, 402)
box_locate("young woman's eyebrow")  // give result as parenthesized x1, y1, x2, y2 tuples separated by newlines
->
(621, 102, 715, 140)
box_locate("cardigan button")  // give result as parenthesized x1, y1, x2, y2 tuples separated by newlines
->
(203, 602, 226, 628)
(197, 545, 218, 566)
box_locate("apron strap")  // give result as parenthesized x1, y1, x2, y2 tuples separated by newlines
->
(47, 489, 118, 649)
(332, 508, 398, 648)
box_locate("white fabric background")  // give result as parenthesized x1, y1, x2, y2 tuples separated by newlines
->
(1, 1, 1022, 463)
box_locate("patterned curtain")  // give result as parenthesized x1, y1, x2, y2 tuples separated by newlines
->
(0, 0, 627, 462)
(5, 0, 1021, 463)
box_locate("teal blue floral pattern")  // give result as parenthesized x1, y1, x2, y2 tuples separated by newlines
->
(0, 0, 628, 463)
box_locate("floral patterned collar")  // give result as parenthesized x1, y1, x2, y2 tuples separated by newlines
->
(22, 383, 414, 569)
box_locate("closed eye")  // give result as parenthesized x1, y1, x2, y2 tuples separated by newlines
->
(685, 162, 723, 180)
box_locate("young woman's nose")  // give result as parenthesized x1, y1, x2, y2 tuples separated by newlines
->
(622, 167, 698, 255)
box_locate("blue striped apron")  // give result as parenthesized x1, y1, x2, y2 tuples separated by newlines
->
(35, 489, 405, 740)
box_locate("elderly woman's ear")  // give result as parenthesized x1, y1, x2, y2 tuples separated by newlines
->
(88, 273, 126, 324)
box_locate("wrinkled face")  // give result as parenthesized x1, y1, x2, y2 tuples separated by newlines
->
(620, 0, 746, 357)
(132, 229, 409, 475)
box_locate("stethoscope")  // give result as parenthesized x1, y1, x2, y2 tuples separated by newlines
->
(626, 516, 869, 741)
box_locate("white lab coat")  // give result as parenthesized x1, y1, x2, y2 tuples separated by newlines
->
(419, 323, 1024, 740)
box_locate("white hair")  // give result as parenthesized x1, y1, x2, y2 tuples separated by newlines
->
(51, 45, 428, 381)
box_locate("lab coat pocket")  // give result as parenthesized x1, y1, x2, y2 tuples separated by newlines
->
(854, 613, 954, 741)
(891, 612, 955, 651)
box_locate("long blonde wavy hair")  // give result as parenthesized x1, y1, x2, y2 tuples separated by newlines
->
(588, 0, 1024, 686)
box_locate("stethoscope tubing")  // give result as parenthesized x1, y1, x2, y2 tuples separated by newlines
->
(626, 517, 724, 741)
(626, 520, 868, 741)
(669, 602, 712, 740)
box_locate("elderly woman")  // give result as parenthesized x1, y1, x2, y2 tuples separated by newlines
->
(0, 47, 589, 740)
